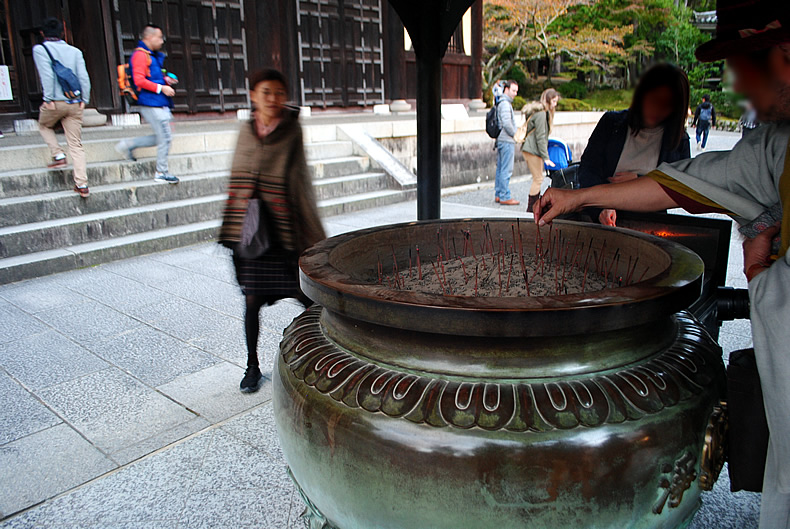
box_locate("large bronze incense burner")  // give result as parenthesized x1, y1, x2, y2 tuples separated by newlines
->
(273, 218, 726, 529)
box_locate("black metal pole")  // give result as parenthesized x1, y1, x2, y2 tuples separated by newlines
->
(388, 0, 476, 220)
(416, 49, 442, 220)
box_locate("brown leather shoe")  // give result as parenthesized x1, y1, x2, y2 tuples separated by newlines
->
(48, 157, 67, 169)
(74, 185, 90, 198)
(500, 198, 520, 206)
(527, 194, 539, 212)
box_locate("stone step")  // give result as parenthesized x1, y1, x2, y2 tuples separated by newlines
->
(0, 172, 227, 228)
(0, 194, 226, 258)
(0, 131, 240, 173)
(318, 188, 416, 217)
(304, 141, 354, 161)
(0, 220, 220, 285)
(0, 152, 234, 199)
(312, 172, 391, 201)
(307, 155, 370, 179)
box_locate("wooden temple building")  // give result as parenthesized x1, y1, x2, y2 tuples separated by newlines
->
(0, 0, 483, 124)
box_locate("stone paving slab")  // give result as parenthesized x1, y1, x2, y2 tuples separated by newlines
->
(0, 303, 50, 345)
(0, 424, 116, 518)
(0, 403, 306, 529)
(0, 372, 60, 446)
(0, 277, 88, 313)
(86, 326, 220, 387)
(157, 363, 272, 424)
(34, 299, 144, 344)
(38, 368, 198, 457)
(0, 330, 108, 391)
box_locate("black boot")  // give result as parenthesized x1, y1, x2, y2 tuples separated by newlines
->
(527, 194, 539, 213)
(240, 365, 263, 393)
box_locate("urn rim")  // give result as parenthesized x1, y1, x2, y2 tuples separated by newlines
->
(299, 219, 704, 337)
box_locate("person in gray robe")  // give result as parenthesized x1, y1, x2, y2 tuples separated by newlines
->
(533, 1, 790, 527)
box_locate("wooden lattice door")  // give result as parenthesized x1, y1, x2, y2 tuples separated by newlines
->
(114, 0, 248, 113)
(297, 0, 384, 108)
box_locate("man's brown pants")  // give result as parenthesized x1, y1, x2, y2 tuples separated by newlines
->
(38, 101, 87, 187)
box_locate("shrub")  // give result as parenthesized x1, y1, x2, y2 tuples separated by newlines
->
(558, 80, 588, 100)
(557, 98, 592, 111)
(506, 63, 530, 89)
(512, 95, 526, 111)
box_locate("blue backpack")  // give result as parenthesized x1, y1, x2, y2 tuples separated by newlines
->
(699, 105, 712, 123)
(41, 43, 82, 101)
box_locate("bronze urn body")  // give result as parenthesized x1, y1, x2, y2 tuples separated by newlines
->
(273, 219, 726, 529)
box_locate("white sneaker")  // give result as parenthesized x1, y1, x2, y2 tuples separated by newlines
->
(154, 172, 179, 184)
(114, 141, 136, 161)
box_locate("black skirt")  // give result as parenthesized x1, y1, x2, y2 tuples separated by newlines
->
(232, 248, 301, 299)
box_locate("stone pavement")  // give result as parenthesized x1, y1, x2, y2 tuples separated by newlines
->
(0, 128, 760, 528)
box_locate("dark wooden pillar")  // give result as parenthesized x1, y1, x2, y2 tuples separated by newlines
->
(383, 3, 406, 101)
(387, 0, 475, 220)
(244, 0, 300, 104)
(470, 0, 483, 100)
(69, 0, 117, 112)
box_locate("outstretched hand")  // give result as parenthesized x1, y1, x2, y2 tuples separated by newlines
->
(532, 187, 585, 226)
(742, 223, 780, 281)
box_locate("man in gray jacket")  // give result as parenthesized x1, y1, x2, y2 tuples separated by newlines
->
(33, 17, 91, 197)
(495, 80, 519, 205)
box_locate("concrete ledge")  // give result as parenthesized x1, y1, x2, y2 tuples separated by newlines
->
(337, 125, 416, 188)
(0, 195, 226, 258)
(0, 220, 220, 285)
(0, 173, 227, 228)
(0, 130, 240, 172)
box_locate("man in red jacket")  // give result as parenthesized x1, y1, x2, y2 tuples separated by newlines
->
(115, 24, 179, 184)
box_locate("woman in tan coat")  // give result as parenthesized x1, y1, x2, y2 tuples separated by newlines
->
(219, 69, 326, 392)
(521, 88, 560, 211)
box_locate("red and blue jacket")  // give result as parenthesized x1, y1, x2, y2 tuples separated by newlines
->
(130, 41, 172, 108)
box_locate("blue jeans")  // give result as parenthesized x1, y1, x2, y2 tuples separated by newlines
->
(127, 106, 173, 173)
(696, 121, 710, 148)
(495, 141, 515, 201)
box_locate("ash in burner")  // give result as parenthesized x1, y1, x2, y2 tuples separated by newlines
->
(374, 222, 650, 297)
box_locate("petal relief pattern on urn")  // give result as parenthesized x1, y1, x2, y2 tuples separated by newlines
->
(280, 306, 722, 432)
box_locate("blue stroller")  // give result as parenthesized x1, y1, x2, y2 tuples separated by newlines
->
(545, 138, 580, 189)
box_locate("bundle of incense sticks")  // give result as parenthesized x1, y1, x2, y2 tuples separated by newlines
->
(374, 224, 650, 297)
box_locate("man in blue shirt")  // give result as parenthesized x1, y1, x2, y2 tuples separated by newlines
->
(33, 17, 92, 197)
(495, 80, 520, 205)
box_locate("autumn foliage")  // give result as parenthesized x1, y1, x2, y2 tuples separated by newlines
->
(483, 0, 708, 95)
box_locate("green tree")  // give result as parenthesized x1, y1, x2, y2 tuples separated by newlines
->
(484, 0, 629, 89)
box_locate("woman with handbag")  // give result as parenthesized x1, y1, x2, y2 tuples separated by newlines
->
(521, 89, 560, 212)
(219, 69, 326, 393)
(576, 63, 691, 226)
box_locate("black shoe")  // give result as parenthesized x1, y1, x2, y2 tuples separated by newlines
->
(240, 366, 263, 393)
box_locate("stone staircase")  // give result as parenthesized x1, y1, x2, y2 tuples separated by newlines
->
(0, 122, 415, 284)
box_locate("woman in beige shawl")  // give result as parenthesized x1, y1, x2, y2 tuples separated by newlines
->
(219, 69, 326, 392)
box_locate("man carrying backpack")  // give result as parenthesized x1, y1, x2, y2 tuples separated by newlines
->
(692, 94, 717, 150)
(114, 24, 179, 184)
(494, 80, 520, 205)
(33, 17, 91, 197)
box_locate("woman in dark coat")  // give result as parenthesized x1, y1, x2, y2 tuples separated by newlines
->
(219, 69, 326, 392)
(577, 63, 691, 226)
